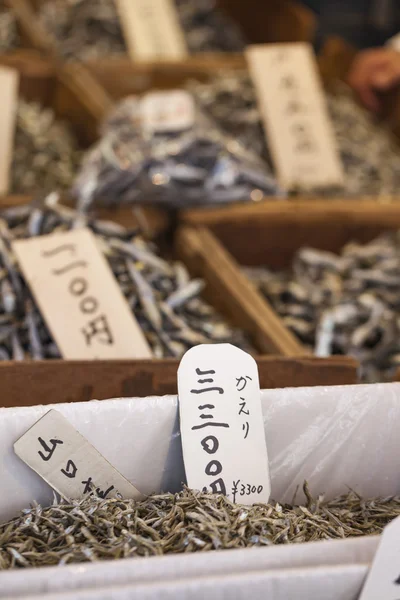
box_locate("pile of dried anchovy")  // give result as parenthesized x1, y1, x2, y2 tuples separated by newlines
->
(1, 485, 398, 568)
(12, 101, 82, 194)
(0, 3, 19, 52)
(38, 0, 246, 61)
(0, 194, 250, 360)
(190, 74, 400, 197)
(74, 95, 282, 209)
(245, 232, 400, 382)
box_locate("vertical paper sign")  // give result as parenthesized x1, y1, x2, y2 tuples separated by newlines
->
(115, 0, 188, 62)
(14, 410, 143, 500)
(12, 228, 152, 360)
(0, 66, 18, 195)
(359, 516, 400, 599)
(178, 344, 271, 505)
(246, 43, 344, 190)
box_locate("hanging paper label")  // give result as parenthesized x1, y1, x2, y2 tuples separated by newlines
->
(12, 228, 152, 360)
(115, 0, 188, 61)
(0, 66, 18, 195)
(178, 344, 270, 505)
(358, 516, 400, 599)
(246, 43, 344, 191)
(141, 90, 195, 133)
(14, 409, 144, 500)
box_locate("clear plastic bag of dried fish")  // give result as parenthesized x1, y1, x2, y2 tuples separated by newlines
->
(38, 0, 246, 61)
(190, 73, 400, 197)
(11, 100, 82, 194)
(73, 91, 283, 210)
(0, 194, 251, 360)
(245, 232, 400, 382)
(0, 2, 19, 52)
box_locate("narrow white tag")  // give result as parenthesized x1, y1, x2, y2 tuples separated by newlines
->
(358, 516, 400, 599)
(0, 66, 18, 195)
(14, 410, 144, 500)
(141, 90, 195, 133)
(178, 344, 271, 505)
(12, 228, 152, 360)
(246, 43, 344, 190)
(115, 0, 188, 62)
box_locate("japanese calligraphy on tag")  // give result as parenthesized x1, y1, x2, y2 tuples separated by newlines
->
(358, 516, 400, 599)
(12, 228, 152, 360)
(141, 91, 195, 133)
(115, 0, 188, 62)
(14, 410, 143, 501)
(0, 66, 18, 195)
(178, 344, 270, 505)
(246, 43, 344, 190)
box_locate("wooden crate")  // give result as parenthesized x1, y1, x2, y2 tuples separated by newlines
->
(0, 355, 358, 407)
(179, 200, 400, 356)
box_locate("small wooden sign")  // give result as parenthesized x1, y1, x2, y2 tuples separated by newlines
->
(178, 344, 271, 505)
(14, 410, 144, 500)
(12, 228, 152, 360)
(115, 0, 188, 62)
(246, 43, 344, 191)
(0, 66, 18, 195)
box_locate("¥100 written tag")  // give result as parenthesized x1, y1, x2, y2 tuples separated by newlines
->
(12, 227, 152, 360)
(0, 66, 18, 195)
(178, 344, 271, 505)
(115, 0, 188, 61)
(358, 516, 400, 599)
(14, 410, 144, 501)
(246, 43, 344, 191)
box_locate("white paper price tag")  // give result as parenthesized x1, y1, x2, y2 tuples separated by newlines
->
(14, 410, 144, 501)
(141, 90, 195, 133)
(178, 344, 270, 505)
(0, 66, 18, 195)
(115, 0, 188, 61)
(246, 43, 344, 190)
(359, 516, 400, 599)
(12, 227, 152, 360)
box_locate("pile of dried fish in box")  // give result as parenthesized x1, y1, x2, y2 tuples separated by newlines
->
(12, 100, 82, 194)
(0, 194, 250, 360)
(74, 94, 282, 210)
(38, 0, 246, 61)
(245, 232, 400, 382)
(0, 2, 19, 52)
(1, 485, 399, 568)
(190, 73, 400, 197)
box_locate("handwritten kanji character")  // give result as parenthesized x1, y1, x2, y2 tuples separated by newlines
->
(82, 477, 94, 494)
(61, 460, 78, 479)
(38, 437, 63, 461)
(236, 376, 252, 392)
(81, 314, 114, 346)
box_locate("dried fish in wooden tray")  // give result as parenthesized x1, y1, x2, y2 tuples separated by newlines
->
(0, 194, 253, 360)
(74, 92, 283, 210)
(36, 0, 246, 61)
(0, 484, 397, 568)
(182, 202, 400, 383)
(0, 2, 19, 52)
(190, 73, 400, 197)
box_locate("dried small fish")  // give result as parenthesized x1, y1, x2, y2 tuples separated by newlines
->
(1, 484, 398, 569)
(0, 3, 19, 52)
(246, 232, 400, 382)
(0, 195, 251, 360)
(74, 95, 283, 209)
(12, 101, 82, 194)
(38, 0, 246, 61)
(190, 73, 400, 197)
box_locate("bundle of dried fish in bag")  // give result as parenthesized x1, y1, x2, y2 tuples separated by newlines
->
(190, 73, 400, 197)
(245, 232, 400, 382)
(73, 93, 283, 210)
(1, 485, 399, 568)
(38, 0, 246, 61)
(0, 193, 251, 360)
(12, 100, 83, 194)
(0, 2, 19, 52)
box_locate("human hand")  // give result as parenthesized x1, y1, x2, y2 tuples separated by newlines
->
(347, 48, 400, 113)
